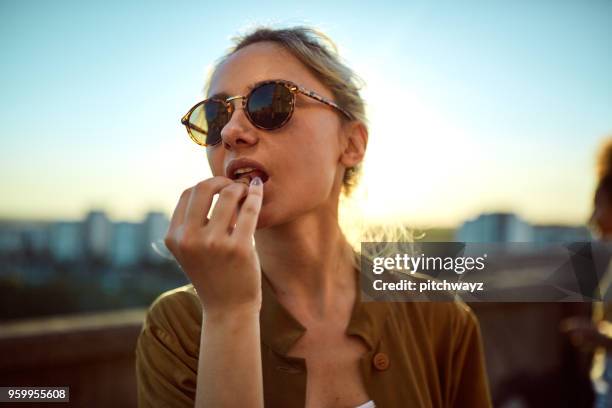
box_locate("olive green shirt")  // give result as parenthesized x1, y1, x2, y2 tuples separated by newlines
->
(135, 258, 492, 407)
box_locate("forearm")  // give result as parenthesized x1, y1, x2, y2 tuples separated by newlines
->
(195, 308, 263, 408)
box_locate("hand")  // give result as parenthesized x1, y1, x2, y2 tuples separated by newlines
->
(164, 176, 264, 316)
(560, 316, 612, 351)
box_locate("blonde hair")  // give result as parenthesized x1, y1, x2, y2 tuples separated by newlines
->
(204, 25, 368, 196)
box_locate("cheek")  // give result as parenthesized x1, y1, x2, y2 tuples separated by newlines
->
(276, 140, 338, 199)
(292, 119, 341, 167)
(206, 149, 225, 176)
(289, 129, 335, 166)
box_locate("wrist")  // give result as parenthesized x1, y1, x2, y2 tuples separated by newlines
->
(203, 304, 261, 326)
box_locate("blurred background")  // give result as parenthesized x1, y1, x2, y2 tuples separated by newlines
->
(1, 0, 610, 406)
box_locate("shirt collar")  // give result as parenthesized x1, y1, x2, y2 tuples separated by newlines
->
(260, 250, 391, 355)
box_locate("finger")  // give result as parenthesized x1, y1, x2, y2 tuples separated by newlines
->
(167, 188, 192, 237)
(227, 202, 241, 234)
(207, 182, 249, 235)
(233, 177, 264, 239)
(184, 176, 234, 228)
(229, 192, 249, 232)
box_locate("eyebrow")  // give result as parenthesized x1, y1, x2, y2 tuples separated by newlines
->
(207, 78, 287, 100)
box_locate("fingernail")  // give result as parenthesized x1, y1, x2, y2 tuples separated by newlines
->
(250, 176, 262, 186)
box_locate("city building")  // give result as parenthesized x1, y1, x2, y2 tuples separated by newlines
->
(49, 221, 83, 262)
(110, 222, 142, 267)
(1, 211, 172, 265)
(21, 223, 50, 256)
(533, 225, 592, 243)
(456, 212, 592, 243)
(456, 212, 533, 242)
(0, 225, 22, 254)
(141, 212, 170, 264)
(83, 211, 112, 262)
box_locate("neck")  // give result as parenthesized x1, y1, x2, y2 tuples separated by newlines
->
(254, 209, 357, 317)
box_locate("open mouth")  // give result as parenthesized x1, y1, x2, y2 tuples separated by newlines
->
(232, 167, 270, 185)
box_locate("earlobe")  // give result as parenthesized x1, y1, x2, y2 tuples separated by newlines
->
(340, 121, 368, 168)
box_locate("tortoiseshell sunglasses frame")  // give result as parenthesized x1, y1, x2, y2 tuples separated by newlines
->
(181, 79, 354, 147)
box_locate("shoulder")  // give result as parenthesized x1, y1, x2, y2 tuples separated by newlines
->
(357, 250, 481, 345)
(407, 299, 478, 329)
(146, 283, 202, 323)
(135, 285, 202, 406)
(387, 299, 480, 349)
(139, 284, 203, 352)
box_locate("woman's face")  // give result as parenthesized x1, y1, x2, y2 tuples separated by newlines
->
(206, 42, 351, 229)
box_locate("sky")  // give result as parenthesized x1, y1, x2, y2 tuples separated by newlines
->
(1, 0, 611, 228)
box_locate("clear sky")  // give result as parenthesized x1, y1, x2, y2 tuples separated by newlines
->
(1, 0, 611, 227)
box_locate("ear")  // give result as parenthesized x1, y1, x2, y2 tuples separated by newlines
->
(340, 121, 368, 168)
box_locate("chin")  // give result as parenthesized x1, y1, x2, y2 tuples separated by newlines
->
(253, 204, 297, 230)
(253, 205, 275, 230)
(255, 214, 272, 230)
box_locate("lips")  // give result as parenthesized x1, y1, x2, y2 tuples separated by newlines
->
(225, 158, 270, 184)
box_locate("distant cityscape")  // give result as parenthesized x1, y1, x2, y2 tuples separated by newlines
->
(0, 210, 170, 267)
(0, 209, 593, 263)
(0, 209, 593, 321)
(455, 212, 591, 243)
(0, 210, 182, 321)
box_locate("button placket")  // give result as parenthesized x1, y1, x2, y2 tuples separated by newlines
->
(275, 364, 303, 374)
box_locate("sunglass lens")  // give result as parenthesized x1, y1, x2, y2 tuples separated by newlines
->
(188, 100, 228, 146)
(247, 83, 293, 129)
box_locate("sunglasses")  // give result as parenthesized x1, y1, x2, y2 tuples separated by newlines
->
(181, 79, 353, 147)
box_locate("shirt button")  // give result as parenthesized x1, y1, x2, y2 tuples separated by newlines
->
(372, 352, 389, 371)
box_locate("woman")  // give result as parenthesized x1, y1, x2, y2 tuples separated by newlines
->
(562, 138, 612, 408)
(135, 26, 492, 408)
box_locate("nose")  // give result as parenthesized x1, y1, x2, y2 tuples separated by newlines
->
(220, 97, 259, 150)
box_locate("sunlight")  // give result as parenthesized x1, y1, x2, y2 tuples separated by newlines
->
(348, 67, 485, 227)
